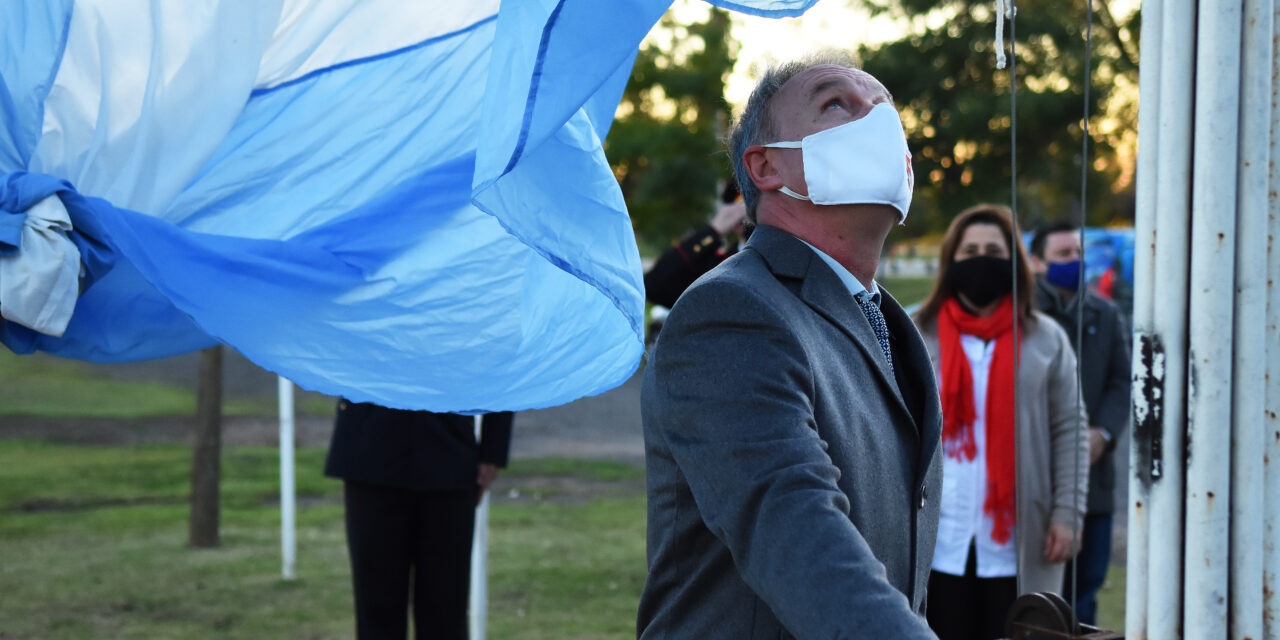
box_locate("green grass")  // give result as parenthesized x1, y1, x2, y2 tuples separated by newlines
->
(880, 276, 934, 308)
(0, 441, 646, 639)
(503, 457, 644, 482)
(1095, 565, 1125, 633)
(488, 496, 646, 639)
(0, 350, 197, 418)
(0, 350, 334, 418)
(0, 437, 1126, 638)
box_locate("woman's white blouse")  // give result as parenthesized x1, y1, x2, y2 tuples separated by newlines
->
(930, 333, 1018, 578)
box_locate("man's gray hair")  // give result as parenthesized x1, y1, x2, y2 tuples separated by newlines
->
(728, 51, 860, 223)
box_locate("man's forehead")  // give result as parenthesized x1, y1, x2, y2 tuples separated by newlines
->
(1047, 230, 1082, 246)
(783, 65, 890, 102)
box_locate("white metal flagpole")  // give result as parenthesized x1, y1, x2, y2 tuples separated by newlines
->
(1126, 0, 1163, 636)
(1183, 0, 1242, 635)
(469, 414, 488, 640)
(278, 375, 297, 580)
(1230, 1, 1272, 637)
(1265, 7, 1280, 634)
(1146, 0, 1195, 636)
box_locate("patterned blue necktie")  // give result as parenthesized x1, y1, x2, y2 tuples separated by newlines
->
(856, 292, 895, 378)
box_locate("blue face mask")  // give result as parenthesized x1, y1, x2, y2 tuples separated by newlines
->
(1045, 259, 1082, 291)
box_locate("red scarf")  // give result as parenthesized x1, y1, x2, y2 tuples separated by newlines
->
(937, 296, 1018, 544)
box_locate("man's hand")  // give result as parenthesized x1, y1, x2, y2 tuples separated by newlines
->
(476, 463, 500, 506)
(1043, 522, 1080, 564)
(709, 201, 747, 237)
(1088, 427, 1108, 465)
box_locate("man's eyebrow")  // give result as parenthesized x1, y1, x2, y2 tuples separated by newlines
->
(806, 78, 844, 102)
(806, 76, 894, 105)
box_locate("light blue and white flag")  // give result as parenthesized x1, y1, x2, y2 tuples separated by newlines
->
(0, 0, 817, 412)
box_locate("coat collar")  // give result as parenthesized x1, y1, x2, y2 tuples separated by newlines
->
(1034, 276, 1100, 327)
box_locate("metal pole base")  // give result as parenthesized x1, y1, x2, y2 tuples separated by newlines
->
(1004, 592, 1124, 640)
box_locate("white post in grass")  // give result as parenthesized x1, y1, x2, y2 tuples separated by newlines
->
(278, 375, 297, 580)
(470, 414, 488, 640)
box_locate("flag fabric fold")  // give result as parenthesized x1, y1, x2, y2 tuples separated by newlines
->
(0, 0, 819, 412)
(704, 0, 819, 17)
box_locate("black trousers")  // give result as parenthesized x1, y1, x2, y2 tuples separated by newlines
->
(926, 542, 1018, 640)
(343, 481, 477, 640)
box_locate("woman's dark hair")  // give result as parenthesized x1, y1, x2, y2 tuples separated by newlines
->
(914, 203, 1037, 326)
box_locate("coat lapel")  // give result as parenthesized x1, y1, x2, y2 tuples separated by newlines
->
(746, 226, 915, 432)
(879, 290, 942, 486)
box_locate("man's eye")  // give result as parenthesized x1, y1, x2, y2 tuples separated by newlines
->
(823, 100, 844, 111)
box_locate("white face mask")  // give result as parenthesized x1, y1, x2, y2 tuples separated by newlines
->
(762, 102, 914, 223)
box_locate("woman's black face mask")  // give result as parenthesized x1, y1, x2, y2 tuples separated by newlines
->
(946, 255, 1013, 308)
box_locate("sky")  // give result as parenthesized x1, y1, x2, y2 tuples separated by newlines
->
(719, 1, 908, 106)
(652, 0, 1141, 197)
(668, 0, 1138, 109)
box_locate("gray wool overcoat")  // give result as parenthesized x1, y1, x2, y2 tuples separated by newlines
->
(637, 225, 943, 640)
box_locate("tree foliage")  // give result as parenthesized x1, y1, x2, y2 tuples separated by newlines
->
(858, 0, 1139, 234)
(606, 8, 737, 252)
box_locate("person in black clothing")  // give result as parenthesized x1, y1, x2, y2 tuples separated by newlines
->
(643, 180, 748, 308)
(325, 402, 513, 640)
(1030, 222, 1131, 626)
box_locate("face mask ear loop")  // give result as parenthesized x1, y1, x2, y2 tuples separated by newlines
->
(759, 142, 808, 202)
(777, 186, 811, 201)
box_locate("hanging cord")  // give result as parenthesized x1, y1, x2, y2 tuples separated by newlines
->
(1068, 0, 1095, 617)
(995, 0, 1016, 69)
(1004, 0, 1023, 598)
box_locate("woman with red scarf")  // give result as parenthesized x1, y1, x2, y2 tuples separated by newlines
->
(913, 204, 1089, 640)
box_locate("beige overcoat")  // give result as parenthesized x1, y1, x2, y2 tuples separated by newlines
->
(917, 310, 1090, 595)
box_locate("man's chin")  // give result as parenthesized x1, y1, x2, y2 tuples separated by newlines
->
(836, 203, 901, 226)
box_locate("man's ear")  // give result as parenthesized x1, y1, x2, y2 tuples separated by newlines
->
(743, 146, 784, 192)
(1028, 254, 1047, 275)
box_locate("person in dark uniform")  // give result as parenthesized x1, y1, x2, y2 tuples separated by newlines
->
(325, 402, 513, 640)
(643, 180, 748, 308)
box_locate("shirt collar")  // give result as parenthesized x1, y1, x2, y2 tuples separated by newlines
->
(1035, 275, 1077, 312)
(796, 237, 880, 304)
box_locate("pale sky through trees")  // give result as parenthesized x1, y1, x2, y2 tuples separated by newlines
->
(740, 1, 1137, 196)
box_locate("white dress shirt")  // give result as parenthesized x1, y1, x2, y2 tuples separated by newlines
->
(931, 333, 1018, 578)
(796, 237, 880, 302)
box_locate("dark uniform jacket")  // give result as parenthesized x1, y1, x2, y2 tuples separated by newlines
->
(1035, 277, 1131, 514)
(643, 224, 736, 308)
(325, 401, 513, 491)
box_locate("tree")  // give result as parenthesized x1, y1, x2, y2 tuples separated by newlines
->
(189, 345, 222, 547)
(857, 0, 1140, 235)
(606, 7, 738, 252)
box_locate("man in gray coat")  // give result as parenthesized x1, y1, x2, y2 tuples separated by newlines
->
(1030, 223, 1131, 625)
(637, 53, 942, 639)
